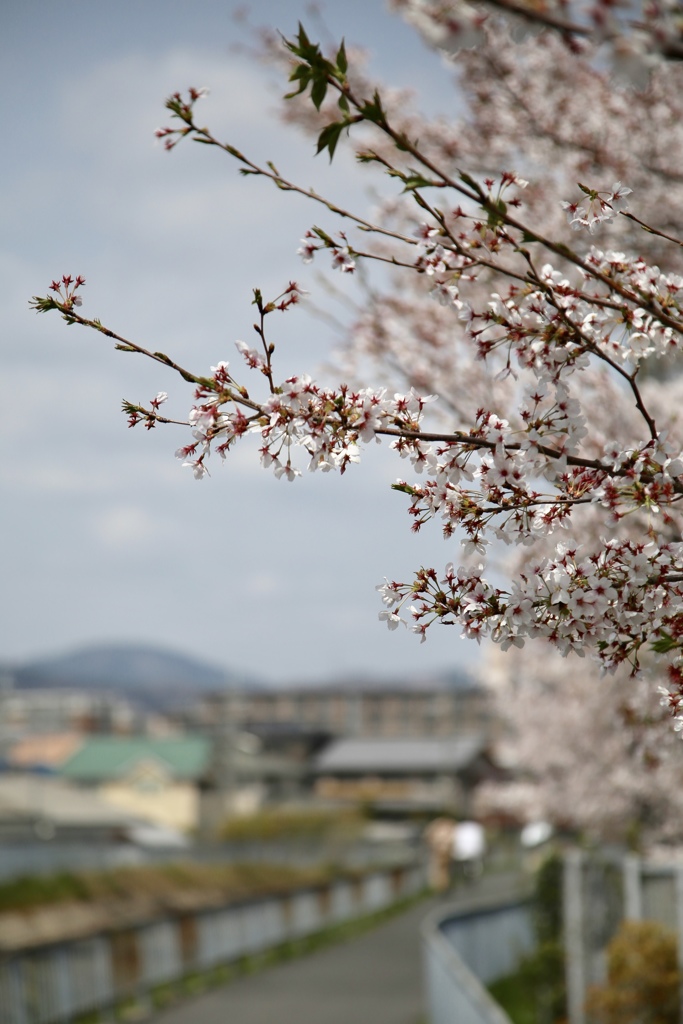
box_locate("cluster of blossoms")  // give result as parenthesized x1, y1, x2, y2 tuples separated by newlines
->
(392, 0, 683, 83)
(477, 641, 683, 845)
(48, 274, 85, 311)
(426, 238, 683, 376)
(33, 161, 683, 683)
(377, 538, 683, 669)
(31, 15, 683, 743)
(561, 182, 632, 234)
(298, 230, 356, 273)
(391, 0, 488, 54)
(124, 391, 168, 430)
(154, 87, 209, 150)
(174, 338, 436, 482)
(258, 5, 683, 822)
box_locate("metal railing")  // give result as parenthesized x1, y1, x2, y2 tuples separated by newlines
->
(0, 864, 425, 1024)
(0, 837, 418, 883)
(563, 849, 683, 1024)
(421, 888, 534, 1024)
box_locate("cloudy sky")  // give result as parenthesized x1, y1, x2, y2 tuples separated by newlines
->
(2, 0, 482, 684)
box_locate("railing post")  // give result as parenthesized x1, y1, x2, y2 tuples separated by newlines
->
(675, 867, 683, 1024)
(8, 960, 28, 1024)
(54, 945, 73, 1022)
(623, 854, 642, 920)
(564, 850, 585, 1024)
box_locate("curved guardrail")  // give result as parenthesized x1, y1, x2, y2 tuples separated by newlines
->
(421, 889, 534, 1024)
(0, 864, 425, 1024)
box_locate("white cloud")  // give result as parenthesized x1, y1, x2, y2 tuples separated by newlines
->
(93, 504, 168, 547)
(244, 573, 281, 597)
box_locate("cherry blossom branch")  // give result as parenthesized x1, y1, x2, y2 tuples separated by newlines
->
(621, 212, 683, 249)
(395, 0, 683, 65)
(519, 253, 660, 440)
(32, 26, 683, 717)
(160, 71, 683, 348)
(30, 292, 211, 390)
(304, 73, 683, 336)
(478, 0, 592, 38)
(163, 120, 417, 250)
(376, 425, 608, 471)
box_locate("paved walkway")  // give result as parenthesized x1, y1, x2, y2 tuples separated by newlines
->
(152, 896, 436, 1024)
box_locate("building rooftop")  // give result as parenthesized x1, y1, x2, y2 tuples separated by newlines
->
(314, 735, 487, 774)
(7, 733, 83, 770)
(60, 736, 211, 782)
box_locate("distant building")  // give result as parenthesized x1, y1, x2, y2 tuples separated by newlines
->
(313, 735, 499, 814)
(194, 678, 493, 741)
(185, 680, 496, 825)
(5, 733, 83, 772)
(0, 773, 139, 843)
(59, 736, 211, 833)
(0, 688, 137, 737)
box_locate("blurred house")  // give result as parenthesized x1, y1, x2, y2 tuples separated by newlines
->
(197, 726, 323, 833)
(0, 773, 139, 842)
(58, 736, 211, 833)
(184, 679, 498, 829)
(313, 735, 500, 815)
(0, 687, 137, 737)
(5, 732, 83, 772)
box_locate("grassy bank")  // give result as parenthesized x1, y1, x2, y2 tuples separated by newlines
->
(0, 860, 343, 915)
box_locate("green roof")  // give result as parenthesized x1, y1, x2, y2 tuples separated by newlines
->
(60, 736, 211, 782)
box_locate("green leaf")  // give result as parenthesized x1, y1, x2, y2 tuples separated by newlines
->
(284, 77, 310, 101)
(29, 295, 58, 314)
(312, 226, 334, 244)
(459, 171, 480, 192)
(310, 75, 328, 111)
(297, 22, 311, 48)
(651, 631, 679, 654)
(336, 39, 348, 74)
(284, 23, 313, 59)
(360, 91, 385, 126)
(486, 197, 507, 229)
(394, 132, 413, 152)
(316, 120, 347, 161)
(285, 64, 310, 95)
(391, 483, 417, 496)
(288, 63, 310, 83)
(401, 174, 437, 192)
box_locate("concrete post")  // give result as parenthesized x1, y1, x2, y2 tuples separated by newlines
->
(623, 854, 642, 920)
(674, 867, 683, 1024)
(564, 850, 586, 1024)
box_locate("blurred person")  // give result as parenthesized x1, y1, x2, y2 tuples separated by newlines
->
(424, 816, 456, 892)
(452, 820, 486, 881)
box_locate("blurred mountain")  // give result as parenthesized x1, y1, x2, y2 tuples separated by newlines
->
(4, 644, 260, 707)
(0, 645, 480, 711)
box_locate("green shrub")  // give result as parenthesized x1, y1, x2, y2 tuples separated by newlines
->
(488, 854, 567, 1024)
(218, 806, 364, 842)
(586, 919, 681, 1024)
(0, 861, 338, 913)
